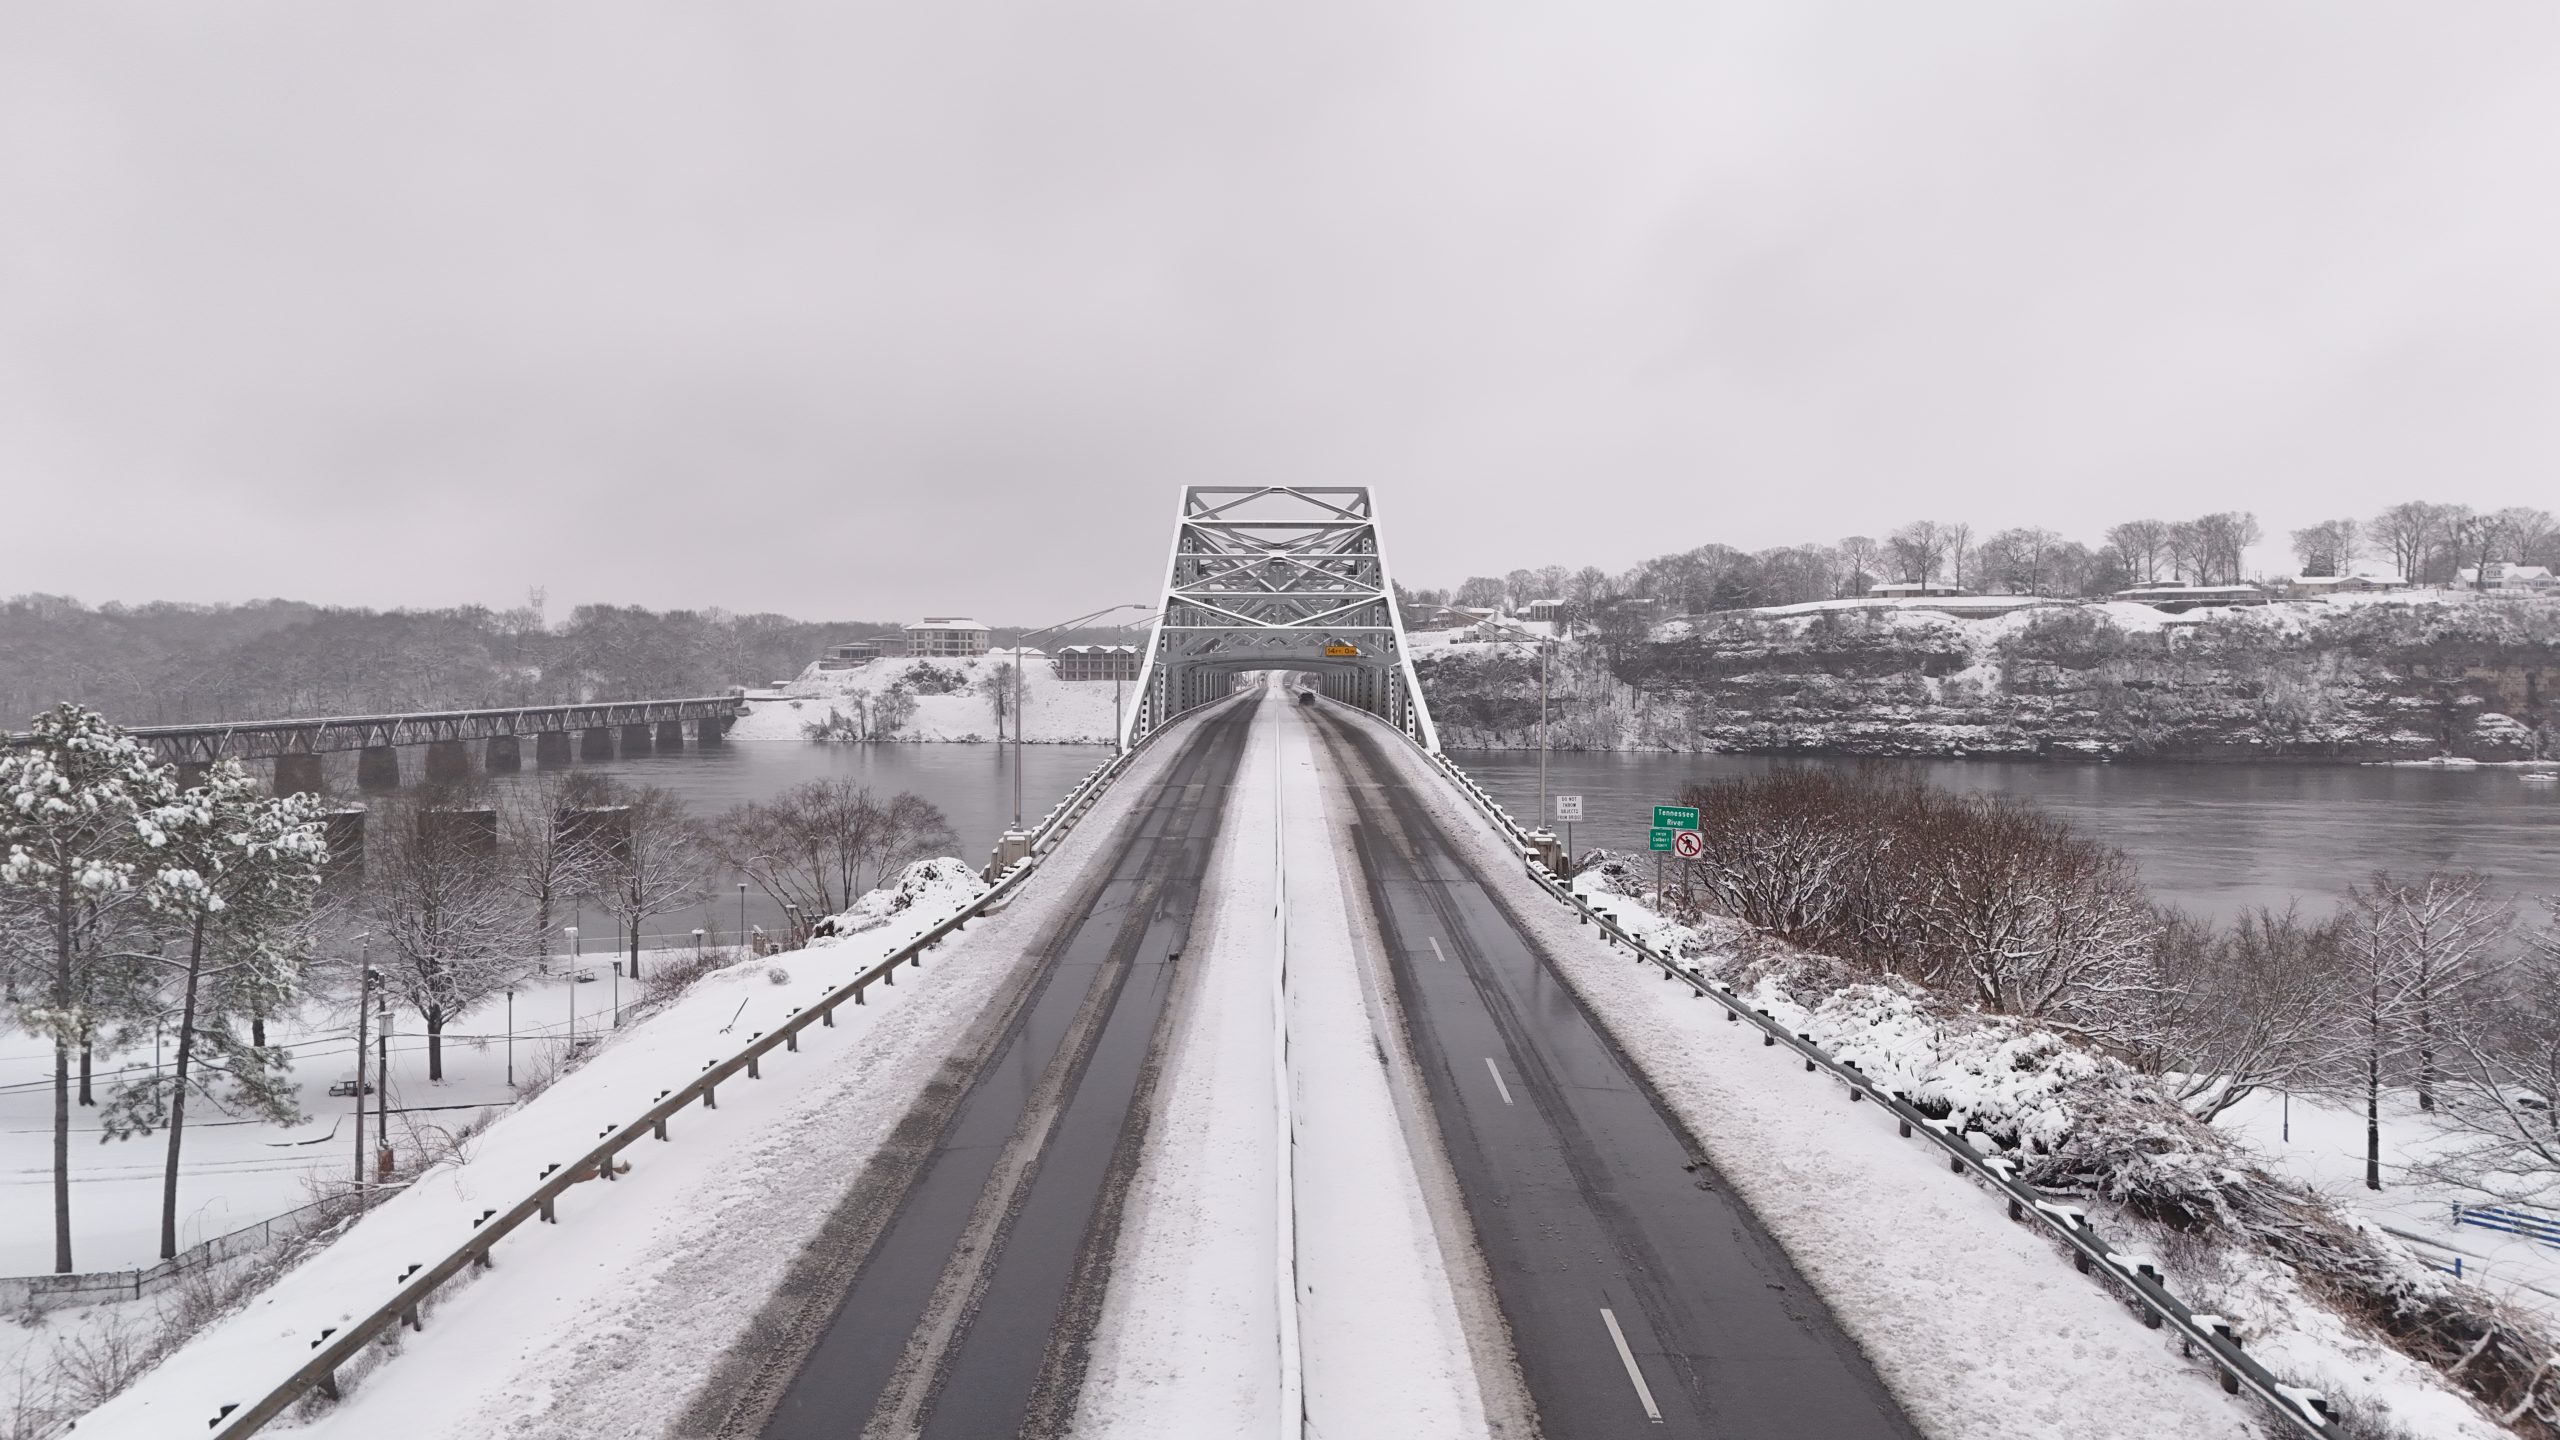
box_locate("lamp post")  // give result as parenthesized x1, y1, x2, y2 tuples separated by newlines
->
(737, 882, 748, 947)
(505, 986, 515, 1088)
(374, 988, 391, 1187)
(1005, 603, 1152, 828)
(564, 926, 580, 1047)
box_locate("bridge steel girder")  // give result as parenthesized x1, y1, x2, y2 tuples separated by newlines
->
(1122, 486, 1438, 751)
(4, 697, 745, 768)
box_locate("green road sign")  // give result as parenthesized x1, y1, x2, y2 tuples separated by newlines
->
(1648, 828, 1676, 852)
(1652, 805, 1699, 830)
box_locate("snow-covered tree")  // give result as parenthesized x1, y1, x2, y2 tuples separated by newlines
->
(2420, 903, 2560, 1206)
(100, 761, 328, 1260)
(0, 704, 175, 1272)
(499, 769, 614, 967)
(362, 788, 525, 1082)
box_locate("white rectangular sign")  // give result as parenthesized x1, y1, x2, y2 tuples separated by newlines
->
(1554, 794, 1583, 822)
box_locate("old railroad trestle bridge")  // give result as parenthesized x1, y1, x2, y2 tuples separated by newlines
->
(4, 696, 744, 794)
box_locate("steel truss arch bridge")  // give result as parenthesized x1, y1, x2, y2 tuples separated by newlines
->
(1122, 486, 1438, 751)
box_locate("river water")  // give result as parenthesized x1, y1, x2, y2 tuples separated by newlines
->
(465, 718, 2556, 934)
(1449, 751, 2560, 921)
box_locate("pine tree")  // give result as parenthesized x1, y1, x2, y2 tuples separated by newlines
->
(100, 762, 329, 1260)
(0, 704, 175, 1273)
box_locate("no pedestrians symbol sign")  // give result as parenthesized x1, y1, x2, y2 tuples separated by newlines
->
(1672, 829, 1705, 859)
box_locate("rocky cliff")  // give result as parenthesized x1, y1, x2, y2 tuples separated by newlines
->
(1413, 596, 2560, 761)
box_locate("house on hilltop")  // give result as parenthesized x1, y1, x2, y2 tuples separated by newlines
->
(905, 617, 993, 657)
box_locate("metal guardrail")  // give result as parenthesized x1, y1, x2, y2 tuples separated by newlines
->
(170, 712, 1194, 1439)
(1357, 715, 2338, 1438)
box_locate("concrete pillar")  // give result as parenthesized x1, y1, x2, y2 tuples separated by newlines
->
(580, 728, 615, 760)
(620, 723, 655, 754)
(176, 761, 212, 790)
(696, 716, 730, 746)
(356, 745, 400, 791)
(536, 731, 575, 767)
(485, 735, 522, 772)
(656, 720, 687, 751)
(424, 740, 471, 784)
(276, 753, 327, 796)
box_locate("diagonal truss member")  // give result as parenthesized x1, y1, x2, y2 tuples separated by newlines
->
(1123, 486, 1438, 750)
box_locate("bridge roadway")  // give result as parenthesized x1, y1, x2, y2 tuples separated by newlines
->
(716, 693, 1910, 1439)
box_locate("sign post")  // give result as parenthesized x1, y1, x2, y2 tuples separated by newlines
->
(1651, 804, 1700, 913)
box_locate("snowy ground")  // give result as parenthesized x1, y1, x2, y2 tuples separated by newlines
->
(70, 721, 1198, 1439)
(761, 651, 1133, 744)
(0, 951, 667, 1279)
(1075, 689, 1498, 1439)
(2219, 1087, 2560, 1321)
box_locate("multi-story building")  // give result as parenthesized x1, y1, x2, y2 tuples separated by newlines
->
(1054, 644, 1142, 681)
(903, 617, 992, 658)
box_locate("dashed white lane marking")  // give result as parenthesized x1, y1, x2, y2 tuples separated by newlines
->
(1483, 1056, 1515, 1106)
(1599, 1307, 1665, 1423)
(1427, 937, 1449, 963)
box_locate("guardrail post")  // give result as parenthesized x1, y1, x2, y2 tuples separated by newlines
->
(785, 1030, 799, 1053)
(703, 1085, 717, 1109)
(653, 1118, 668, 1141)
(317, 1369, 340, 1402)
(539, 1197, 556, 1223)
(401, 1305, 421, 1331)
(822, 1003, 836, 1027)
(746, 1056, 760, 1079)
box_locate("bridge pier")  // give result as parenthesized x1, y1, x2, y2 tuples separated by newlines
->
(655, 720, 687, 751)
(424, 740, 472, 784)
(276, 753, 327, 796)
(357, 745, 400, 791)
(621, 723, 655, 754)
(697, 715, 730, 746)
(485, 735, 521, 772)
(536, 732, 575, 767)
(580, 728, 615, 760)
(176, 761, 212, 790)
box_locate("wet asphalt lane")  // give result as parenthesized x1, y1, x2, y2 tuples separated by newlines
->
(754, 703, 1250, 1440)
(1316, 711, 1919, 1440)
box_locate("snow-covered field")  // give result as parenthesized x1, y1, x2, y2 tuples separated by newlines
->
(68, 722, 1195, 1440)
(2220, 1087, 2560, 1321)
(0, 955, 674, 1281)
(760, 651, 1133, 744)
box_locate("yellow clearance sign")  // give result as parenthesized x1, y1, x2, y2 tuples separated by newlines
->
(1323, 644, 1360, 656)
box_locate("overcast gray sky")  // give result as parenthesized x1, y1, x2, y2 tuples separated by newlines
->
(4, 2, 2555, 621)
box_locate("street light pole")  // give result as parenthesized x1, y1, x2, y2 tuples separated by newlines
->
(352, 937, 370, 1199)
(1003, 603, 1151, 829)
(564, 926, 580, 1048)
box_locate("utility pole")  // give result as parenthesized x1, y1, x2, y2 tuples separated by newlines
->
(564, 926, 580, 1048)
(505, 986, 515, 1088)
(374, 990, 391, 1186)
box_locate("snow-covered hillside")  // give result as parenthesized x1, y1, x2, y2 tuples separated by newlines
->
(758, 652, 1133, 744)
(1416, 590, 2560, 760)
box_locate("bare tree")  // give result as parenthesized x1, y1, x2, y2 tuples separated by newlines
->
(2496, 506, 2559, 567)
(593, 785, 709, 977)
(499, 770, 614, 971)
(2384, 871, 2512, 1109)
(2128, 907, 2346, 1121)
(1833, 535, 1882, 597)
(707, 780, 959, 924)
(2290, 518, 2361, 576)
(2420, 904, 2560, 1205)
(2106, 519, 2172, 584)
(2366, 501, 2449, 585)
(1943, 522, 1974, 590)
(2330, 875, 2432, 1189)
(1886, 521, 1948, 585)
(362, 787, 525, 1082)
